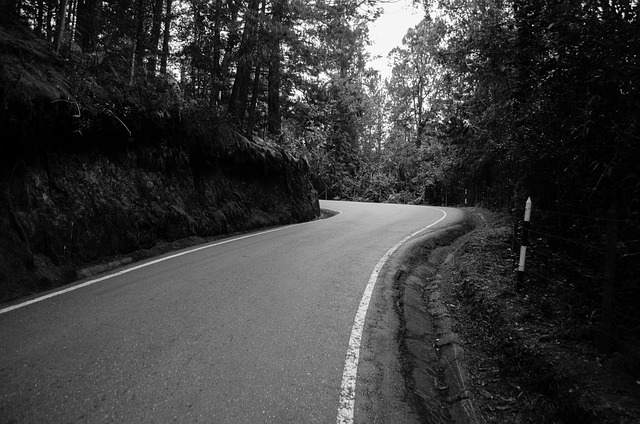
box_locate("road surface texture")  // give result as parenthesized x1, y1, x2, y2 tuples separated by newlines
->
(0, 200, 463, 423)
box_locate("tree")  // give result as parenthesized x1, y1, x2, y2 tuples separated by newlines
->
(228, 0, 261, 127)
(146, 0, 164, 74)
(53, 0, 69, 52)
(75, 0, 101, 52)
(129, 0, 147, 84)
(267, 0, 285, 136)
(160, 0, 172, 74)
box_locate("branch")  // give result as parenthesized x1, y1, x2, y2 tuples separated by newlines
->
(104, 108, 132, 137)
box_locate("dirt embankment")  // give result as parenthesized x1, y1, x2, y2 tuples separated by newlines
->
(0, 25, 319, 304)
(437, 210, 640, 423)
(394, 209, 640, 424)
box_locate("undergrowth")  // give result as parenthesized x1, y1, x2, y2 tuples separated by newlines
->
(444, 209, 640, 424)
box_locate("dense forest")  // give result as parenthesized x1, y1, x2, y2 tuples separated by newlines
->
(4, 0, 637, 209)
(1, 0, 385, 189)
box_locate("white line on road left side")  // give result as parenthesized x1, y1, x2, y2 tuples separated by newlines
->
(0, 215, 338, 315)
(336, 207, 448, 424)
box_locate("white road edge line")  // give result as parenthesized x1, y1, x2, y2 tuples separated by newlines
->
(0, 211, 341, 315)
(336, 207, 448, 424)
(321, 207, 342, 216)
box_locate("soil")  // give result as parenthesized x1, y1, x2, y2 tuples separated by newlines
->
(433, 209, 640, 423)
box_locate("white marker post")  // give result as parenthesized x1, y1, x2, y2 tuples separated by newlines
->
(517, 197, 532, 289)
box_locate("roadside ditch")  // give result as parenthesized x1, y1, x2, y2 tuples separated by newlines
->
(392, 212, 483, 424)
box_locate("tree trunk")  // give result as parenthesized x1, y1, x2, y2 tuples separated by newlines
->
(246, 0, 267, 132)
(146, 0, 164, 75)
(267, 0, 284, 136)
(46, 1, 54, 41)
(68, 0, 78, 46)
(54, 0, 69, 53)
(210, 0, 222, 106)
(512, 0, 534, 102)
(415, 74, 423, 147)
(228, 0, 260, 126)
(160, 0, 172, 74)
(75, 0, 100, 52)
(219, 0, 240, 93)
(129, 38, 137, 85)
(130, 0, 146, 84)
(247, 64, 261, 134)
(36, 0, 44, 35)
(191, 0, 205, 95)
(65, 0, 73, 29)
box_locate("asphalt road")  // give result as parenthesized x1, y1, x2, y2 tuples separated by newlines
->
(0, 200, 463, 423)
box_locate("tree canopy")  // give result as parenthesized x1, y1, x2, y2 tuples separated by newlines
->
(4, 0, 638, 211)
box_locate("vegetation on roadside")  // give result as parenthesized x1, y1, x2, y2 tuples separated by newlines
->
(389, 3, 640, 408)
(441, 210, 640, 424)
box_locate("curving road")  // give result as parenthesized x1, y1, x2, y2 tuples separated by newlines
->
(0, 200, 463, 423)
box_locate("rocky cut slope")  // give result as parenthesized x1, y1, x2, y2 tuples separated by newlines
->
(0, 25, 320, 303)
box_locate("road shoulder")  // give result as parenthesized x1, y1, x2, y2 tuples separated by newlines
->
(357, 210, 480, 423)
(392, 216, 483, 424)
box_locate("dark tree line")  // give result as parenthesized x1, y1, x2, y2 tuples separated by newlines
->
(2, 0, 385, 155)
(4, 0, 637, 219)
(3, 0, 638, 217)
(375, 0, 639, 216)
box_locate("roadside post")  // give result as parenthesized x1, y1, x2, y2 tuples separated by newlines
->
(517, 197, 532, 289)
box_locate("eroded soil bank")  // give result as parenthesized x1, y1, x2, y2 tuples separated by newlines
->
(1, 151, 319, 303)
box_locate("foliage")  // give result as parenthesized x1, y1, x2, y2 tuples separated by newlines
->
(417, 0, 640, 212)
(8, 0, 637, 210)
(403, 0, 640, 359)
(4, 0, 379, 161)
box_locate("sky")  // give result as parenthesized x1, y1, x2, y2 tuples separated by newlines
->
(367, 0, 425, 80)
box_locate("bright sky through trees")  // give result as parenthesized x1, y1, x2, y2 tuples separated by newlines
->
(367, 0, 423, 79)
